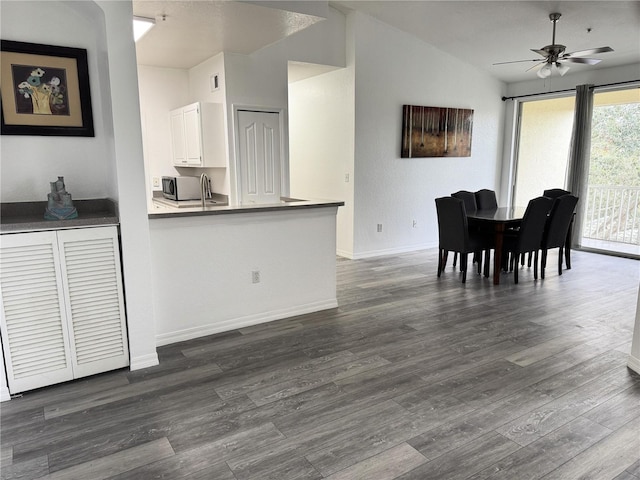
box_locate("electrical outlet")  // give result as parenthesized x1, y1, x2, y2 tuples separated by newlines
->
(377, 223, 383, 232)
(252, 270, 260, 284)
(152, 176, 160, 188)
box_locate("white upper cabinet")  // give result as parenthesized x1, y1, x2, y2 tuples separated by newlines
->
(170, 102, 226, 168)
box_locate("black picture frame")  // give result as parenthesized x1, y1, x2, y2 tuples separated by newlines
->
(1, 40, 94, 137)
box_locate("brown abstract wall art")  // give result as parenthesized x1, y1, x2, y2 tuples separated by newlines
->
(401, 105, 473, 158)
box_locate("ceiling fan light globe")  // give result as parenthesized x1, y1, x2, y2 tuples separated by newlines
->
(556, 63, 570, 76)
(537, 64, 552, 78)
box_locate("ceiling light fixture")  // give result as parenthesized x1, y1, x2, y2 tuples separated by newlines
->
(536, 61, 571, 78)
(537, 63, 552, 78)
(133, 16, 155, 42)
(556, 62, 570, 76)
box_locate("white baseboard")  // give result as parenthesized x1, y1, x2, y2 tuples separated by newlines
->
(155, 298, 338, 347)
(129, 353, 160, 371)
(336, 248, 354, 259)
(1, 386, 11, 402)
(628, 353, 640, 375)
(352, 243, 435, 260)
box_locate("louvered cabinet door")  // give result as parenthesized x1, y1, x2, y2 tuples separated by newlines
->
(0, 231, 74, 393)
(57, 227, 129, 379)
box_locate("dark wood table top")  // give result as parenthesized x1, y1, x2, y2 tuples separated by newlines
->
(467, 206, 526, 222)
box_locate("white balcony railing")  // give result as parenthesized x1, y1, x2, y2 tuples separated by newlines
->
(583, 185, 640, 246)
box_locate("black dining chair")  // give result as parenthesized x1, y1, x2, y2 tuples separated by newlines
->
(502, 196, 554, 284)
(451, 190, 478, 212)
(543, 188, 571, 199)
(475, 189, 498, 210)
(521, 188, 572, 268)
(521, 188, 571, 268)
(449, 191, 479, 268)
(435, 197, 493, 283)
(541, 195, 579, 279)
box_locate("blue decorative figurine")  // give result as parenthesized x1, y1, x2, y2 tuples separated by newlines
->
(45, 176, 78, 220)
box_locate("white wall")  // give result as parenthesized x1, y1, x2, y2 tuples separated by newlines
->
(137, 65, 190, 207)
(350, 12, 506, 258)
(149, 207, 339, 345)
(289, 68, 355, 257)
(0, 1, 114, 202)
(92, 0, 159, 370)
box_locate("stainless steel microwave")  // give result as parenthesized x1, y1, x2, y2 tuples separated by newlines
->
(161, 176, 200, 201)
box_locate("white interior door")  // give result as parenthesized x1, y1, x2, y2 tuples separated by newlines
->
(237, 110, 281, 205)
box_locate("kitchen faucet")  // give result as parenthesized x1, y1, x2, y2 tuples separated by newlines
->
(200, 173, 211, 208)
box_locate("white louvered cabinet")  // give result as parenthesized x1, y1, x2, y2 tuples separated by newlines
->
(0, 226, 129, 394)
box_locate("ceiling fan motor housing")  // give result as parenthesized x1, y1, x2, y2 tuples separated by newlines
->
(542, 44, 567, 61)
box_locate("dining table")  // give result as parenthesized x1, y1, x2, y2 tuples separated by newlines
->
(467, 206, 527, 285)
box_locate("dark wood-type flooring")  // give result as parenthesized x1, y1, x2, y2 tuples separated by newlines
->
(2, 249, 640, 479)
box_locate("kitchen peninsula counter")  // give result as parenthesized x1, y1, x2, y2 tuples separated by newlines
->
(148, 197, 344, 219)
(147, 196, 343, 347)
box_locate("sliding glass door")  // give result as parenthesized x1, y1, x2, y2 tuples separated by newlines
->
(512, 96, 574, 207)
(583, 88, 640, 256)
(512, 87, 639, 258)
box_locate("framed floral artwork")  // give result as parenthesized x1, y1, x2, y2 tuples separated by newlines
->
(1, 40, 94, 136)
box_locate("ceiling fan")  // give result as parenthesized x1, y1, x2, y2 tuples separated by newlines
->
(494, 13, 614, 78)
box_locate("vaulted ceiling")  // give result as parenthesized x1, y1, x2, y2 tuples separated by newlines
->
(133, 0, 640, 84)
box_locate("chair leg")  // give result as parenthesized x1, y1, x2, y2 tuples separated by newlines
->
(513, 255, 519, 284)
(541, 249, 547, 279)
(483, 249, 490, 277)
(461, 254, 468, 283)
(558, 247, 564, 276)
(527, 252, 532, 268)
(453, 252, 457, 267)
(476, 251, 482, 275)
(437, 248, 443, 277)
(565, 245, 571, 269)
(533, 250, 539, 279)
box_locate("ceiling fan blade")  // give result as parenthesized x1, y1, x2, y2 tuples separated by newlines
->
(560, 57, 602, 65)
(493, 58, 544, 66)
(526, 62, 546, 73)
(531, 48, 551, 58)
(563, 46, 614, 57)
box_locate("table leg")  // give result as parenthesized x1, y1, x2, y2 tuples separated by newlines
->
(493, 223, 505, 285)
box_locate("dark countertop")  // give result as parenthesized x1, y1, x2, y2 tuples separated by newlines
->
(1, 199, 119, 233)
(149, 196, 344, 219)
